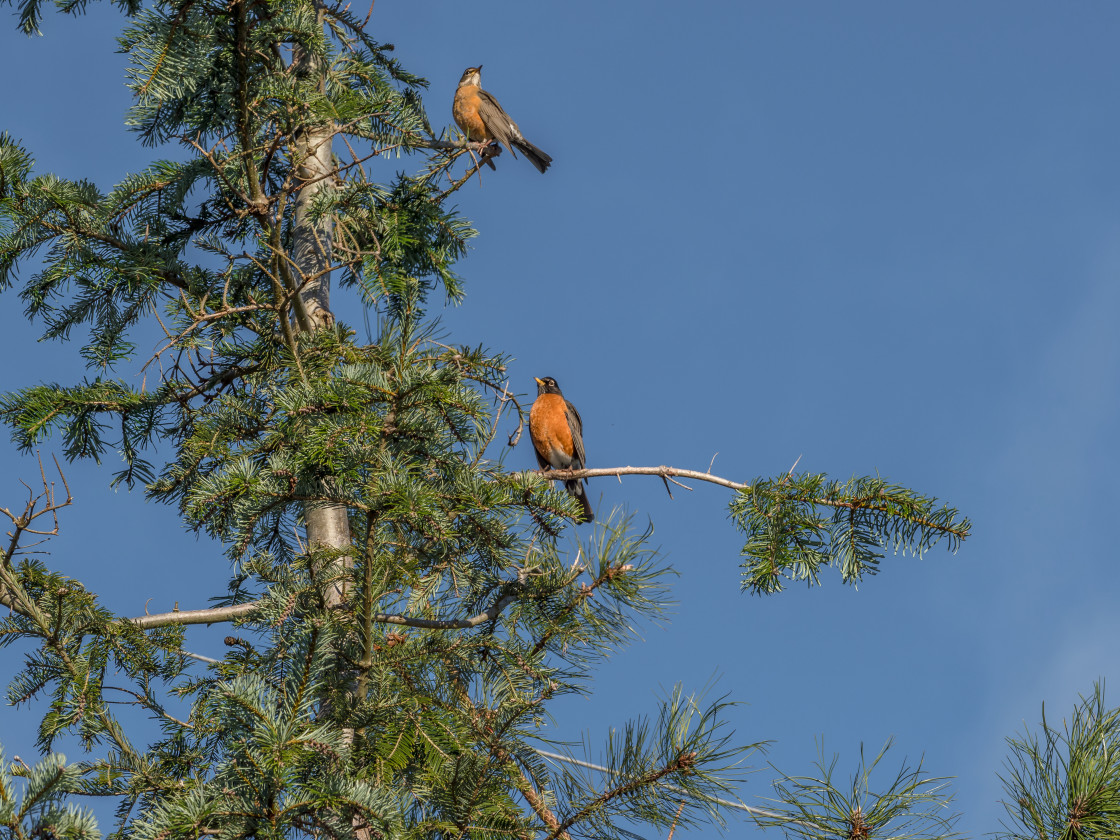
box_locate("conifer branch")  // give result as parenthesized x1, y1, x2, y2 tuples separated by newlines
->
(761, 740, 959, 840)
(513, 762, 573, 840)
(535, 464, 969, 539)
(535, 465, 969, 594)
(546, 751, 701, 840)
(0, 459, 137, 761)
(529, 558, 628, 657)
(534, 748, 790, 823)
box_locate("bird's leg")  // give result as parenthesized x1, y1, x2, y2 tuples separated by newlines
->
(459, 142, 488, 177)
(479, 142, 502, 166)
(460, 138, 500, 174)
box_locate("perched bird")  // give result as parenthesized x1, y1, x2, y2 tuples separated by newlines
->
(529, 376, 593, 523)
(453, 66, 553, 174)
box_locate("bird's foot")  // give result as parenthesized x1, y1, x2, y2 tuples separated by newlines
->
(476, 142, 501, 171)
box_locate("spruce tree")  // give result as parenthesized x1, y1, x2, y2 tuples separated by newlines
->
(0, 2, 1011, 839)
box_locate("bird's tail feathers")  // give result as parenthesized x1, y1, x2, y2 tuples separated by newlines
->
(565, 480, 594, 523)
(512, 139, 552, 174)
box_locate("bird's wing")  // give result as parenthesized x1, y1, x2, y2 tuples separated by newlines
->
(476, 91, 522, 155)
(565, 400, 587, 470)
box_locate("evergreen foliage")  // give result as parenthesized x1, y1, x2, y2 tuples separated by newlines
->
(0, 0, 1084, 839)
(733, 474, 969, 595)
(761, 741, 958, 840)
(0, 749, 100, 840)
(998, 682, 1120, 840)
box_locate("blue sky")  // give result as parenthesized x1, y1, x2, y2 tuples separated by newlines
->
(4, 2, 1120, 837)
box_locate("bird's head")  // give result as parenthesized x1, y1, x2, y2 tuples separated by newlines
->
(458, 66, 482, 87)
(534, 376, 562, 396)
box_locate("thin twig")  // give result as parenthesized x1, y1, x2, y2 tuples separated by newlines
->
(532, 748, 811, 826)
(666, 798, 686, 840)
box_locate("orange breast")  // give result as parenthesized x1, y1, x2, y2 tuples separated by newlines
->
(453, 86, 492, 141)
(530, 394, 575, 468)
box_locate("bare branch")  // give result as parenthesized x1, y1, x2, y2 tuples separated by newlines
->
(417, 137, 495, 154)
(124, 601, 262, 628)
(1, 454, 74, 613)
(121, 591, 521, 630)
(535, 465, 749, 492)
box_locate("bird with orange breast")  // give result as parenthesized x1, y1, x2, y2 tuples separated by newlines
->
(529, 376, 593, 523)
(453, 66, 553, 174)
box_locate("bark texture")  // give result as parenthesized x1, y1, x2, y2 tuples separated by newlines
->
(291, 18, 352, 607)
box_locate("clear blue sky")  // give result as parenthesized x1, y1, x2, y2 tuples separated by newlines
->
(4, 2, 1120, 837)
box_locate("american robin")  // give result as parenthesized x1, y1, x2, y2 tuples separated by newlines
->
(529, 376, 593, 523)
(453, 66, 553, 174)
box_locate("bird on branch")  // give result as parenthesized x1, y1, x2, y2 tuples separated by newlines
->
(453, 65, 553, 173)
(529, 376, 593, 523)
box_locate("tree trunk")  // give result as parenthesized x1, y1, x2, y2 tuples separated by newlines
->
(291, 9, 352, 608)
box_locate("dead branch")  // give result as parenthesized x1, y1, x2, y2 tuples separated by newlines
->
(0, 454, 73, 613)
(122, 590, 520, 630)
(535, 465, 748, 492)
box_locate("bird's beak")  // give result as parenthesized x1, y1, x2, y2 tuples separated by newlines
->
(477, 64, 483, 72)
(534, 377, 544, 386)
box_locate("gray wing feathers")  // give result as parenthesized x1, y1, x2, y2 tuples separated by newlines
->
(477, 90, 551, 173)
(565, 400, 586, 470)
(476, 92, 522, 154)
(564, 399, 594, 522)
